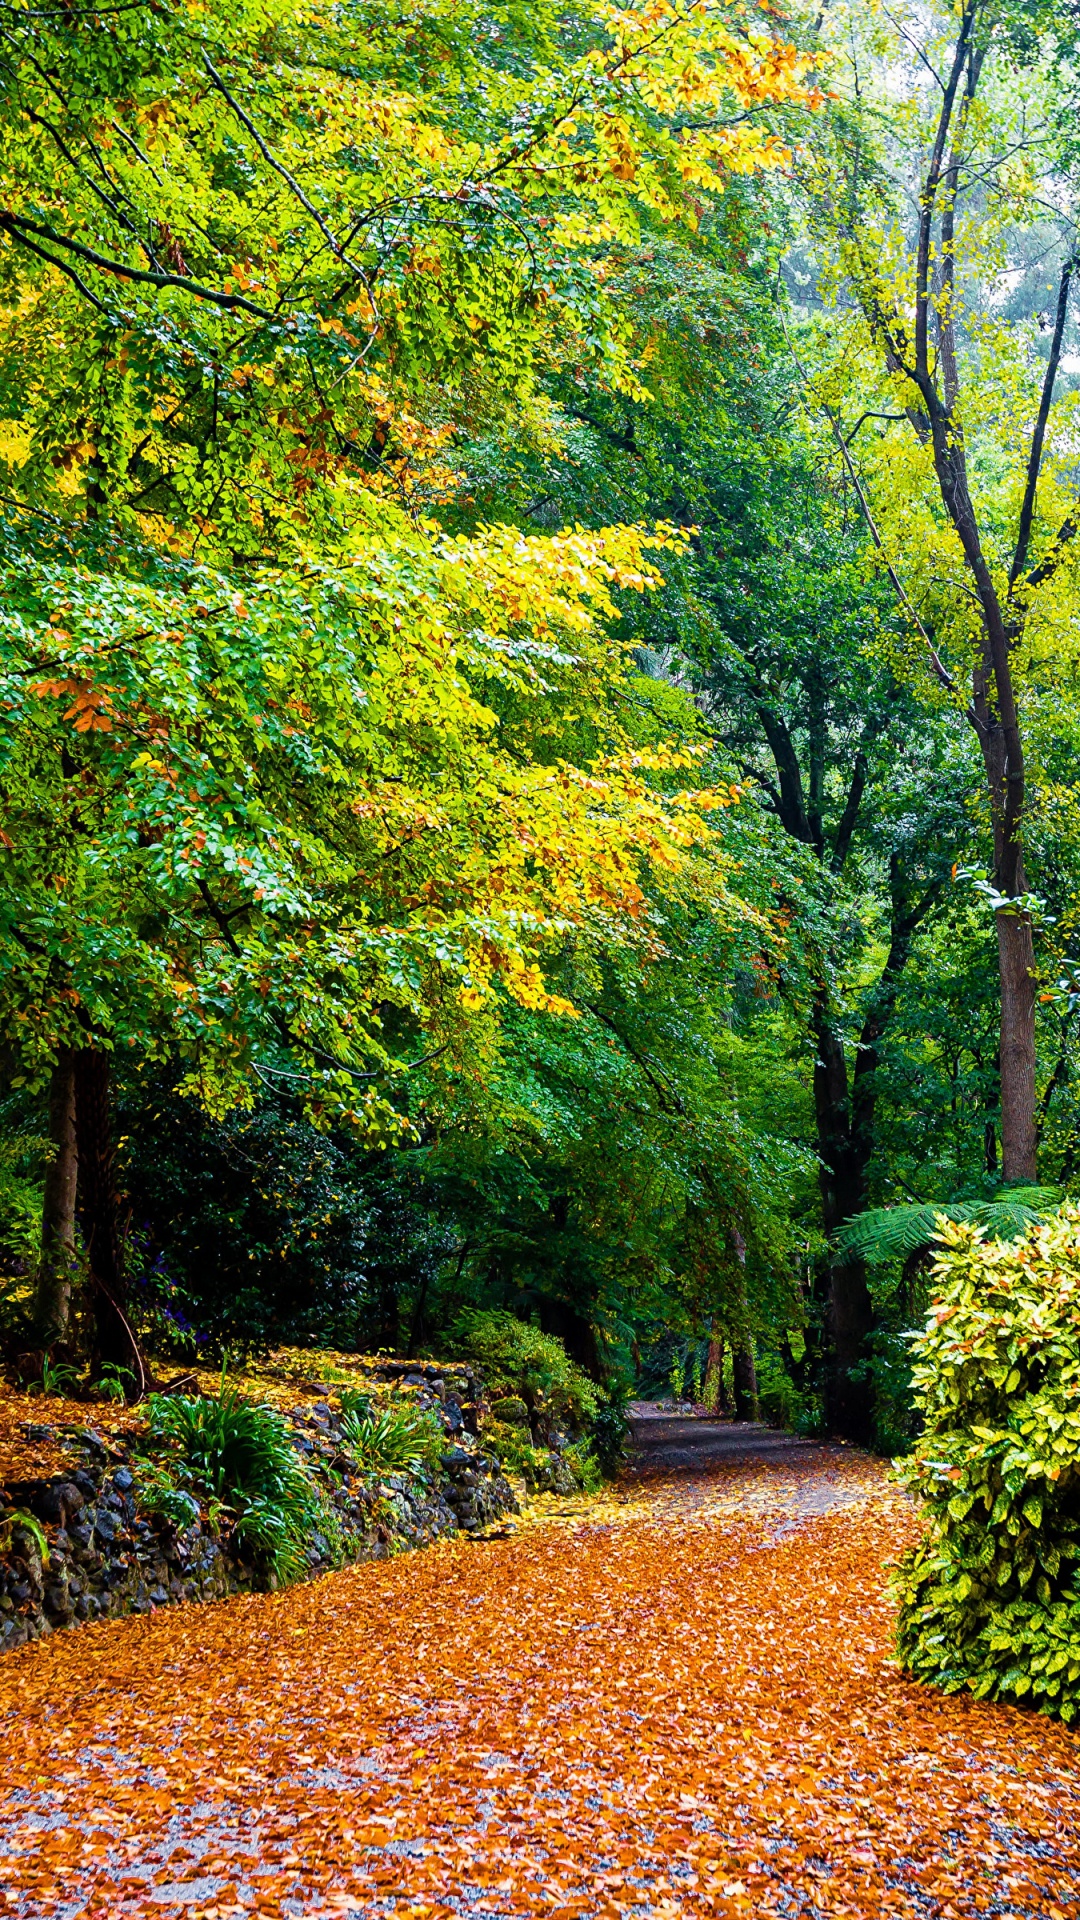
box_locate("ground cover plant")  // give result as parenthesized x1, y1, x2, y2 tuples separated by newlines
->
(145, 1385, 330, 1582)
(339, 1403, 446, 1478)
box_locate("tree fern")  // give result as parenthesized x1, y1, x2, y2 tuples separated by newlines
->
(833, 1189, 1062, 1268)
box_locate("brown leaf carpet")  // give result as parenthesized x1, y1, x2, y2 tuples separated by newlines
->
(1, 1426, 1077, 1920)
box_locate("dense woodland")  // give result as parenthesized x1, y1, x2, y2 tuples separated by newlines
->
(2, 0, 1080, 1477)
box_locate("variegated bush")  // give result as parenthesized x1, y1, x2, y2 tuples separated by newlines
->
(895, 1207, 1080, 1723)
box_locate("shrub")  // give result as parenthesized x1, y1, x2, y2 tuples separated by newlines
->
(448, 1309, 598, 1429)
(588, 1380, 631, 1477)
(894, 1208, 1080, 1723)
(483, 1419, 552, 1486)
(489, 1395, 530, 1429)
(340, 1403, 444, 1476)
(563, 1440, 603, 1493)
(147, 1387, 323, 1582)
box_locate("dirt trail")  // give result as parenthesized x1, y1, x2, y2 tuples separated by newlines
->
(1, 1424, 1078, 1920)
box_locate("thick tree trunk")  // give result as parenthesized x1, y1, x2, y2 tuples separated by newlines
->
(732, 1343, 759, 1421)
(33, 1053, 78, 1343)
(812, 1001, 876, 1444)
(997, 909, 1037, 1182)
(73, 1048, 145, 1393)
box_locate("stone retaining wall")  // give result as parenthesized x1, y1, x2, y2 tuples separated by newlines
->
(0, 1372, 518, 1653)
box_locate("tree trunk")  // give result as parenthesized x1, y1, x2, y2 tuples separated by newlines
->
(73, 1048, 145, 1393)
(823, 1256, 874, 1440)
(33, 1053, 78, 1344)
(732, 1343, 758, 1421)
(812, 1000, 876, 1444)
(703, 1325, 725, 1413)
(997, 909, 1037, 1182)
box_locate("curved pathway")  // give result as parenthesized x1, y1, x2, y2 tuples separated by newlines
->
(1, 1421, 1078, 1919)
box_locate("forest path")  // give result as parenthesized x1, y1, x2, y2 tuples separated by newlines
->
(2, 1434, 1079, 1920)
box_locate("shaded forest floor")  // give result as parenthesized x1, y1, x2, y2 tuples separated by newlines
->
(2, 1423, 1079, 1919)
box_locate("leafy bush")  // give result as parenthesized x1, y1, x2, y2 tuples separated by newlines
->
(484, 1418, 597, 1493)
(147, 1388, 323, 1582)
(588, 1380, 631, 1477)
(448, 1309, 599, 1429)
(755, 1351, 804, 1430)
(563, 1440, 603, 1493)
(894, 1208, 1080, 1723)
(340, 1403, 444, 1476)
(483, 1419, 554, 1487)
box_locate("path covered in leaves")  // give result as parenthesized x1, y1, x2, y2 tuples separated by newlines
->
(2, 1428, 1079, 1920)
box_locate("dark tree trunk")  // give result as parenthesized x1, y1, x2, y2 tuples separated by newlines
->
(732, 1343, 759, 1421)
(34, 1053, 78, 1343)
(813, 851, 943, 1444)
(997, 910, 1037, 1181)
(537, 1295, 603, 1380)
(812, 999, 875, 1443)
(73, 1048, 145, 1393)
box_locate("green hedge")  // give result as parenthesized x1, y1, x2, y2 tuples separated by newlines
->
(895, 1207, 1080, 1723)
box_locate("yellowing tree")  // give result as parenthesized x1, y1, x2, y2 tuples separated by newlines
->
(806, 0, 1080, 1181)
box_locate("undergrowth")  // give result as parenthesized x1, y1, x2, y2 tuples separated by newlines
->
(146, 1386, 328, 1582)
(895, 1207, 1080, 1723)
(340, 1402, 444, 1476)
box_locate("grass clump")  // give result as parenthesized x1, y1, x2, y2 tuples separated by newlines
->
(340, 1402, 444, 1476)
(147, 1385, 325, 1582)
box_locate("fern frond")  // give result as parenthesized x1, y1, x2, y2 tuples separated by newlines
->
(833, 1188, 1062, 1268)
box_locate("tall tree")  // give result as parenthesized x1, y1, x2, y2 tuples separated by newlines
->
(809, 0, 1080, 1181)
(478, 232, 968, 1436)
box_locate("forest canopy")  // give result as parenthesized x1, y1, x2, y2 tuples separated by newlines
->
(1, 0, 1080, 1457)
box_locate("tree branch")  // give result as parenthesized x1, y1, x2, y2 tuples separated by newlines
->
(0, 210, 276, 318)
(1010, 250, 1076, 590)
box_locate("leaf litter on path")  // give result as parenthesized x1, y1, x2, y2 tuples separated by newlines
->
(0, 1447, 1077, 1920)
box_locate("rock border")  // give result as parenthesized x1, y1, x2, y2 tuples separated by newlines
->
(0, 1372, 518, 1653)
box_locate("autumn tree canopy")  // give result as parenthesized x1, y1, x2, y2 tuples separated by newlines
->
(2, 0, 1080, 1451)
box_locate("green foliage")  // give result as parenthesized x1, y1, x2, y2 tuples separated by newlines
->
(133, 1463, 203, 1533)
(0, 1112, 42, 1271)
(482, 1421, 555, 1488)
(489, 1396, 530, 1429)
(122, 1086, 377, 1358)
(834, 1190, 1062, 1268)
(0, 1508, 49, 1565)
(588, 1380, 632, 1477)
(448, 1309, 599, 1429)
(755, 1351, 806, 1432)
(894, 1209, 1080, 1723)
(95, 1365, 134, 1406)
(337, 1389, 374, 1423)
(28, 1356, 81, 1398)
(562, 1442, 603, 1494)
(339, 1404, 444, 1477)
(147, 1387, 323, 1582)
